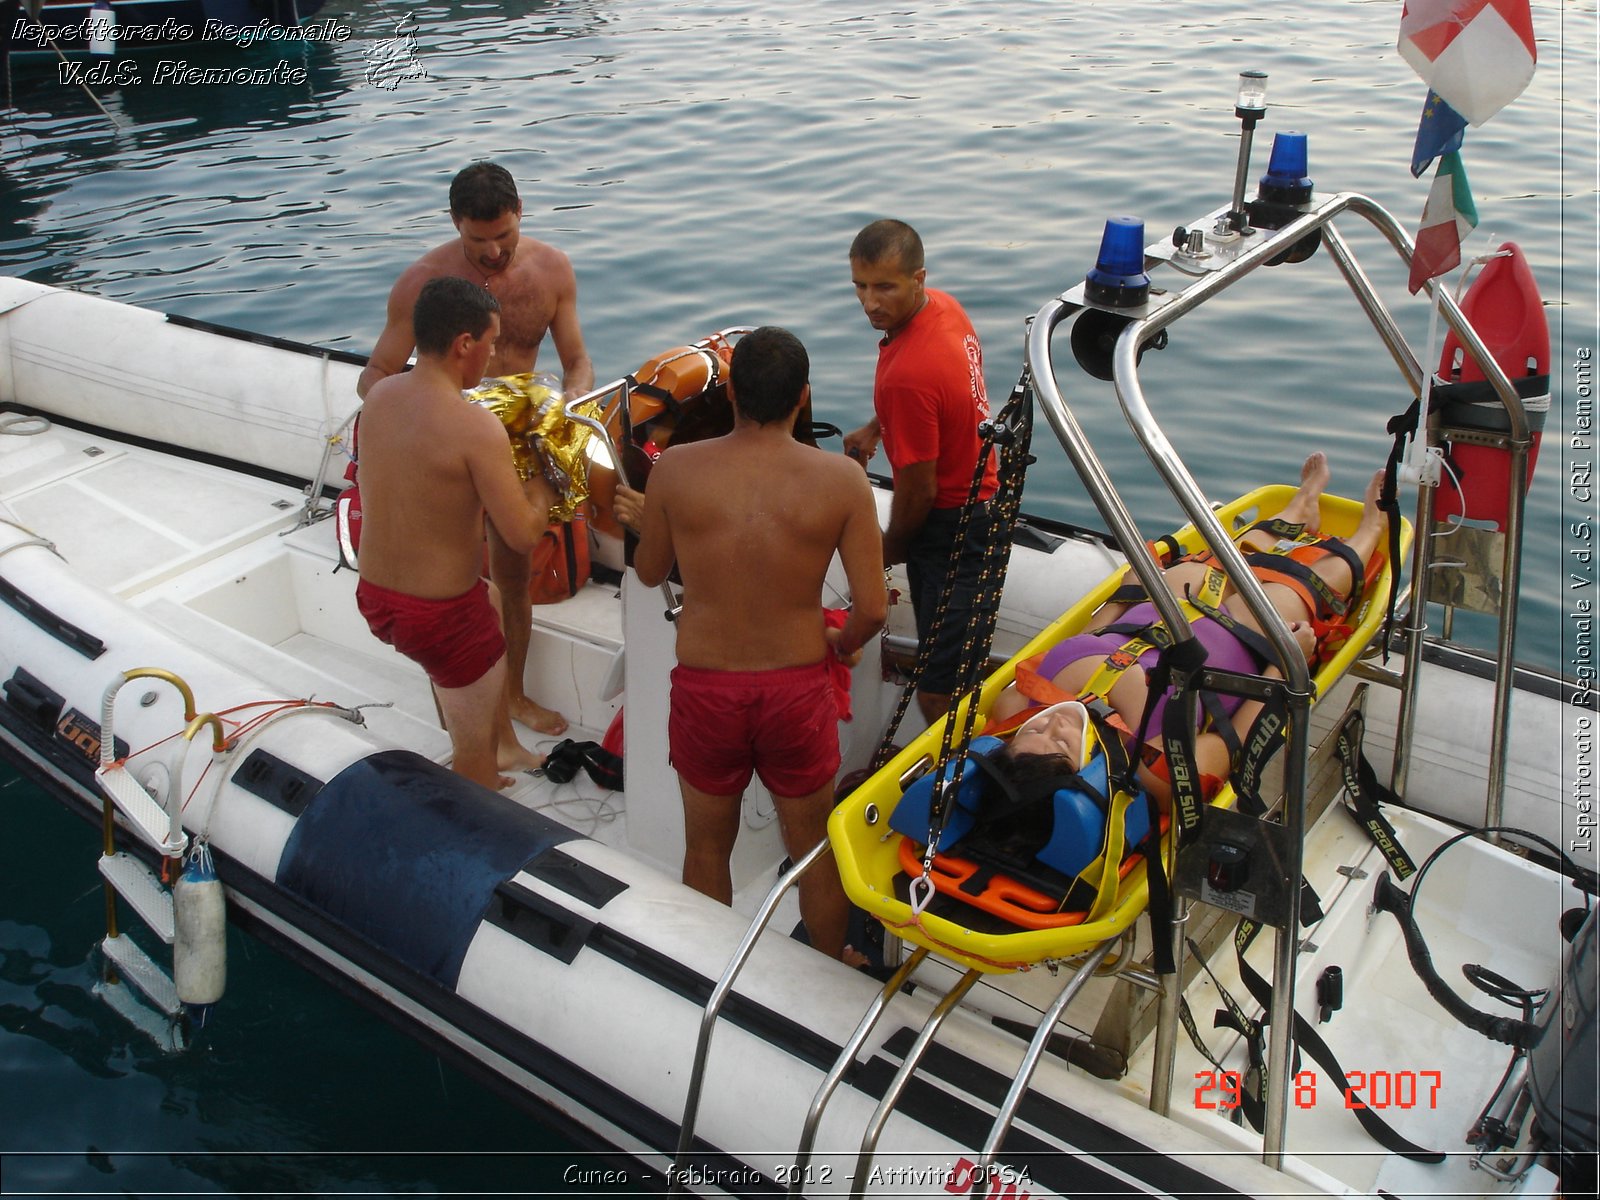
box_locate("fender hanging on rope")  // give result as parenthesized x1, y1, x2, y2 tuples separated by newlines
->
(173, 839, 227, 1029)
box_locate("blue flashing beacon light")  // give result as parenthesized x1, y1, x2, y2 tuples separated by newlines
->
(1084, 216, 1150, 308)
(1258, 131, 1313, 205)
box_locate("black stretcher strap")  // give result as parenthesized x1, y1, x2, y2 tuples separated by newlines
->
(1232, 917, 1445, 1163)
(1380, 400, 1419, 663)
(1334, 710, 1420, 880)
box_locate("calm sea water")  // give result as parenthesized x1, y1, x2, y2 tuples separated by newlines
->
(1, 0, 1595, 1193)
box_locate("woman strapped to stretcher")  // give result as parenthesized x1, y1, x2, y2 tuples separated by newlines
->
(985, 454, 1389, 807)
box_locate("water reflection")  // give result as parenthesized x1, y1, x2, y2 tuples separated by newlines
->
(0, 0, 1589, 650)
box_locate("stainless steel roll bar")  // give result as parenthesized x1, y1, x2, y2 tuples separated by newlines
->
(1024, 189, 1531, 1167)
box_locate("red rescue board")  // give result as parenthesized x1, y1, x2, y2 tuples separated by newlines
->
(1432, 241, 1550, 532)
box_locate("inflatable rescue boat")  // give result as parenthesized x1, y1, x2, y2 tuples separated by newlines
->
(0, 112, 1593, 1199)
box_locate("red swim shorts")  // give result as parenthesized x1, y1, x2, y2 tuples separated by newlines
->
(356, 577, 505, 690)
(668, 660, 841, 798)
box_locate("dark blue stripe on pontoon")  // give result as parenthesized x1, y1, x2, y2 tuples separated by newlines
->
(276, 749, 577, 988)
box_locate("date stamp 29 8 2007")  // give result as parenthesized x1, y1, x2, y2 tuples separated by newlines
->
(1194, 1068, 1443, 1112)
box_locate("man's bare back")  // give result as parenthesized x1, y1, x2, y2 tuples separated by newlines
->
(617, 326, 887, 962)
(639, 433, 885, 671)
(357, 357, 550, 600)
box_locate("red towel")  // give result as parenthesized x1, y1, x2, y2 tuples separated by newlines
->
(822, 608, 854, 722)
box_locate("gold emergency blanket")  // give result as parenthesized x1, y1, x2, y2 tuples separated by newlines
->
(467, 373, 604, 522)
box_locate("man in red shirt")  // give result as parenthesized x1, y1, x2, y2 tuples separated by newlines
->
(844, 219, 999, 724)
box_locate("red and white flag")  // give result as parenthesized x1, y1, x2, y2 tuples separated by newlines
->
(1409, 151, 1480, 293)
(1398, 0, 1536, 126)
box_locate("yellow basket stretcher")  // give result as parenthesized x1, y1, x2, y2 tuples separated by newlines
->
(828, 482, 1412, 974)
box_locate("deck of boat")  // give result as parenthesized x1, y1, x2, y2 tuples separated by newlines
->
(0, 415, 632, 839)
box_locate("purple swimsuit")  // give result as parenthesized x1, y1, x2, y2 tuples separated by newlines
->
(1036, 602, 1260, 733)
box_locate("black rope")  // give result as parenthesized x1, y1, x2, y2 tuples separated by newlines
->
(872, 367, 1035, 860)
(1380, 399, 1419, 663)
(1373, 822, 1594, 1049)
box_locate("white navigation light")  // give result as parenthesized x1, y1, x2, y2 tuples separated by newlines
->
(1235, 70, 1268, 119)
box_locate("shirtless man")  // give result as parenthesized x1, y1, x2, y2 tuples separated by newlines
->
(355, 277, 556, 790)
(358, 161, 593, 737)
(612, 327, 888, 962)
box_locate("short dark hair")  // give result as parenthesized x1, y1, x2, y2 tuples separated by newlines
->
(413, 277, 499, 356)
(850, 219, 924, 273)
(729, 326, 809, 425)
(985, 743, 1077, 790)
(449, 162, 520, 222)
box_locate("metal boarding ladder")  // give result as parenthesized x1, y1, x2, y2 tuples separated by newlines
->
(672, 831, 1139, 1197)
(92, 669, 227, 1043)
(829, 937, 1124, 1200)
(1023, 189, 1532, 1167)
(669, 839, 832, 1194)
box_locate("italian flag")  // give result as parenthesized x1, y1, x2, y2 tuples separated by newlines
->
(1408, 151, 1478, 294)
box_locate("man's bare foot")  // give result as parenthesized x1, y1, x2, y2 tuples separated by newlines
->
(497, 737, 546, 775)
(1301, 451, 1331, 493)
(842, 944, 870, 969)
(511, 695, 568, 736)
